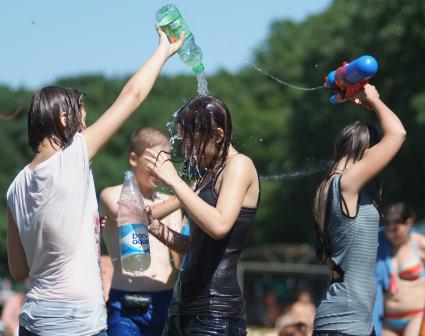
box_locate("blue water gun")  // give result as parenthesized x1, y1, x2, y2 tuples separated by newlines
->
(325, 55, 378, 106)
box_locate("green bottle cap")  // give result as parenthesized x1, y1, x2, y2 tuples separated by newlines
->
(192, 63, 205, 74)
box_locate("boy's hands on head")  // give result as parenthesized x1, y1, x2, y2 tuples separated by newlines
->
(156, 24, 185, 58)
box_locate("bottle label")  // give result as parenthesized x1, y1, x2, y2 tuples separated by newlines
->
(170, 19, 181, 30)
(119, 224, 150, 257)
(160, 17, 192, 43)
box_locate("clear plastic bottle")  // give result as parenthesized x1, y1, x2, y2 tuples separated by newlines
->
(117, 171, 151, 275)
(156, 4, 205, 75)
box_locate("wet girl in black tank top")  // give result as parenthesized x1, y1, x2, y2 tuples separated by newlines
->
(143, 95, 260, 335)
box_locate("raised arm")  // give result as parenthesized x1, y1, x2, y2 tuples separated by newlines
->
(7, 208, 29, 281)
(144, 150, 259, 240)
(82, 29, 184, 160)
(341, 84, 406, 194)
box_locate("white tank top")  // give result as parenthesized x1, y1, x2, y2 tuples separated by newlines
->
(7, 133, 106, 335)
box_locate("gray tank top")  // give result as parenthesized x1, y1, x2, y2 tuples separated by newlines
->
(314, 174, 379, 336)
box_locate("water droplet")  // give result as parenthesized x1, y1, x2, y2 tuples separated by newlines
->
(128, 278, 133, 283)
(260, 159, 330, 181)
(244, 60, 324, 91)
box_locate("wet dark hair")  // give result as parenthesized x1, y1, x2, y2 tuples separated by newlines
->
(382, 202, 415, 226)
(174, 95, 232, 186)
(314, 121, 382, 262)
(332, 121, 381, 172)
(28, 86, 85, 153)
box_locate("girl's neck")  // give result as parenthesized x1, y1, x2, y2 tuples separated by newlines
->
(227, 145, 238, 157)
(395, 234, 411, 250)
(203, 144, 238, 171)
(29, 138, 62, 169)
(335, 157, 355, 172)
(216, 145, 238, 169)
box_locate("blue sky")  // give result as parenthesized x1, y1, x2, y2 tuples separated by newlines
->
(1, 1, 331, 89)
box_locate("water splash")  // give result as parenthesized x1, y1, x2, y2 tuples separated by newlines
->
(244, 60, 324, 91)
(166, 117, 202, 182)
(167, 111, 181, 146)
(196, 22, 323, 92)
(261, 159, 330, 181)
(196, 71, 209, 95)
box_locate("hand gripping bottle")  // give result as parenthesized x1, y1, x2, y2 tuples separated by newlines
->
(325, 55, 378, 104)
(156, 4, 205, 74)
(117, 171, 151, 275)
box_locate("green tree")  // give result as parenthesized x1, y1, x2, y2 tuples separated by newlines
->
(1, 0, 424, 276)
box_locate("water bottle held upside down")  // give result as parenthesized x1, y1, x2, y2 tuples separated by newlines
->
(156, 4, 205, 75)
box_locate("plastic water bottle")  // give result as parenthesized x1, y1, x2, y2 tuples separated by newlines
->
(156, 4, 205, 75)
(117, 171, 151, 275)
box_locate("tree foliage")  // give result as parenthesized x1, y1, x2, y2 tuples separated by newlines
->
(1, 0, 424, 274)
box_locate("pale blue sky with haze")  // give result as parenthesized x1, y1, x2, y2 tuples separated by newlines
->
(1, 1, 331, 89)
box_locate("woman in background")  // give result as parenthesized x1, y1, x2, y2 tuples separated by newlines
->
(374, 202, 425, 336)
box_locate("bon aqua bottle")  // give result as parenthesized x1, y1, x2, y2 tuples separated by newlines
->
(156, 4, 208, 94)
(117, 171, 151, 275)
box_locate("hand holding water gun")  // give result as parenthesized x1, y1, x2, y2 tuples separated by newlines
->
(325, 55, 378, 108)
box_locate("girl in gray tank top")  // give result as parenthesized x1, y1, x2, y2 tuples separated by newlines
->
(312, 84, 405, 336)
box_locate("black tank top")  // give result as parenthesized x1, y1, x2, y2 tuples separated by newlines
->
(168, 166, 259, 319)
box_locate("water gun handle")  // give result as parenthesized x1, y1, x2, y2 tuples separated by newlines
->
(344, 80, 373, 109)
(328, 75, 372, 109)
(329, 81, 371, 108)
(326, 56, 378, 109)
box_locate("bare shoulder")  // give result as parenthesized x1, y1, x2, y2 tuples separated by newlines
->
(225, 154, 257, 176)
(99, 184, 122, 214)
(413, 231, 425, 252)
